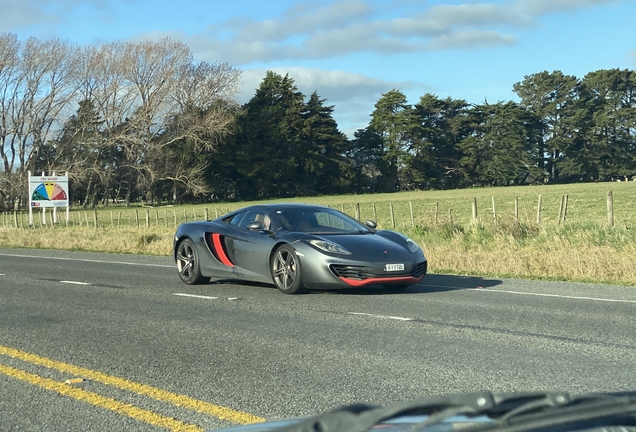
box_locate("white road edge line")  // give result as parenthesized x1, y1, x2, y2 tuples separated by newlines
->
(473, 288, 636, 304)
(60, 281, 91, 285)
(173, 293, 219, 300)
(349, 312, 413, 321)
(0, 253, 173, 268)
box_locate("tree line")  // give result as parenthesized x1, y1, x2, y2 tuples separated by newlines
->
(1, 33, 635, 209)
(0, 34, 241, 209)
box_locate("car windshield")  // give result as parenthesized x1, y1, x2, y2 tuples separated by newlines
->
(275, 207, 370, 234)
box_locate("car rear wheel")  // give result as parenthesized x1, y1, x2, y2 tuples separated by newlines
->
(176, 238, 210, 285)
(270, 245, 307, 294)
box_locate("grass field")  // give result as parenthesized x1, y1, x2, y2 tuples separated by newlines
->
(4, 182, 636, 286)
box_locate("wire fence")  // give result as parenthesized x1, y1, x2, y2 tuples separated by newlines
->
(3, 191, 630, 231)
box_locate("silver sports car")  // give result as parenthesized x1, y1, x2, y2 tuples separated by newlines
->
(173, 203, 427, 294)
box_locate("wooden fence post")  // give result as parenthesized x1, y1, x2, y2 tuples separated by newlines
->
(164, 210, 168, 227)
(448, 208, 454, 224)
(118, 212, 122, 227)
(558, 195, 565, 224)
(372, 203, 377, 221)
(491, 197, 497, 226)
(472, 197, 478, 224)
(607, 191, 614, 227)
(409, 201, 414, 226)
(173, 210, 177, 226)
(514, 196, 519, 222)
(355, 203, 360, 220)
(434, 202, 439, 225)
(84, 211, 89, 227)
(145, 209, 150, 228)
(536, 195, 542, 224)
(110, 211, 114, 228)
(93, 210, 98, 229)
(193, 209, 197, 221)
(215, 208, 218, 218)
(135, 209, 140, 228)
(562, 195, 569, 223)
(390, 202, 395, 228)
(155, 209, 159, 226)
(204, 208, 209, 220)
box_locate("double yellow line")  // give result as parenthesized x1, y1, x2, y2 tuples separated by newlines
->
(0, 344, 266, 431)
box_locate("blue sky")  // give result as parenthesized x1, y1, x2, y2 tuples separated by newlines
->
(2, 0, 635, 136)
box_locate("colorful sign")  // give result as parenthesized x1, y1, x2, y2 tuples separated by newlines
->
(28, 174, 69, 208)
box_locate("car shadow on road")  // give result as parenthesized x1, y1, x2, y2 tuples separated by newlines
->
(209, 274, 502, 295)
(315, 273, 503, 296)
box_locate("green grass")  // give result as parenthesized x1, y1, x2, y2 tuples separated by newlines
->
(5, 182, 636, 286)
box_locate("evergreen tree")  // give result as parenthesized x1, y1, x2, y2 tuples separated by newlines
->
(368, 89, 416, 191)
(300, 92, 352, 195)
(230, 71, 306, 199)
(412, 94, 471, 189)
(576, 69, 636, 180)
(459, 101, 542, 186)
(513, 70, 580, 182)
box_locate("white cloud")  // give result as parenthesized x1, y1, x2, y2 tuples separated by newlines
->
(0, 0, 133, 33)
(184, 0, 548, 65)
(426, 30, 518, 51)
(225, 0, 374, 43)
(516, 0, 624, 16)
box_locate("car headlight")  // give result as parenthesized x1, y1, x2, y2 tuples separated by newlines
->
(309, 240, 351, 255)
(406, 238, 421, 253)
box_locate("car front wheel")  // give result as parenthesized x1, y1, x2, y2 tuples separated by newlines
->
(176, 238, 210, 285)
(270, 245, 307, 294)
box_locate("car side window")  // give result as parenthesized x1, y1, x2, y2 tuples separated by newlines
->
(237, 210, 270, 229)
(224, 211, 246, 226)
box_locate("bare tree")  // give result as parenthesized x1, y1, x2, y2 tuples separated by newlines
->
(0, 34, 242, 209)
(0, 35, 81, 208)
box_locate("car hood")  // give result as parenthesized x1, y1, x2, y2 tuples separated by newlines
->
(316, 233, 412, 258)
(208, 415, 493, 432)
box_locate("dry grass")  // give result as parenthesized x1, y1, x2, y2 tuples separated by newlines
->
(4, 182, 636, 286)
(3, 226, 173, 256)
(415, 223, 636, 285)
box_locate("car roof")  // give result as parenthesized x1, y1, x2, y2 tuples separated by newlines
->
(254, 203, 330, 211)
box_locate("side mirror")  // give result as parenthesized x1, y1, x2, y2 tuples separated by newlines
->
(246, 221, 263, 231)
(365, 220, 377, 232)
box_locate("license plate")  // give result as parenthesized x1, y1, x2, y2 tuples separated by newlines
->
(384, 263, 404, 272)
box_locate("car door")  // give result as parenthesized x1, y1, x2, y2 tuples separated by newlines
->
(224, 210, 276, 283)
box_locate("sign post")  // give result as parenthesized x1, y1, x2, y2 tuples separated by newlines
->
(28, 171, 70, 226)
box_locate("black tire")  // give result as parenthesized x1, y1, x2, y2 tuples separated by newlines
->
(176, 238, 210, 285)
(270, 244, 307, 294)
(382, 283, 411, 291)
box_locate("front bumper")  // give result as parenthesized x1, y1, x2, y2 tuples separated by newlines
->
(293, 241, 427, 289)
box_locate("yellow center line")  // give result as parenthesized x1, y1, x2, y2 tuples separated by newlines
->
(0, 344, 266, 425)
(0, 363, 203, 432)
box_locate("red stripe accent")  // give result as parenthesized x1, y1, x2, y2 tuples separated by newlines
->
(339, 274, 423, 287)
(211, 233, 234, 267)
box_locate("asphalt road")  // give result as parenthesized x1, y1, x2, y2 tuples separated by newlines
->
(1, 247, 635, 431)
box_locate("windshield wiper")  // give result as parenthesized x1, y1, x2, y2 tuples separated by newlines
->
(277, 391, 636, 432)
